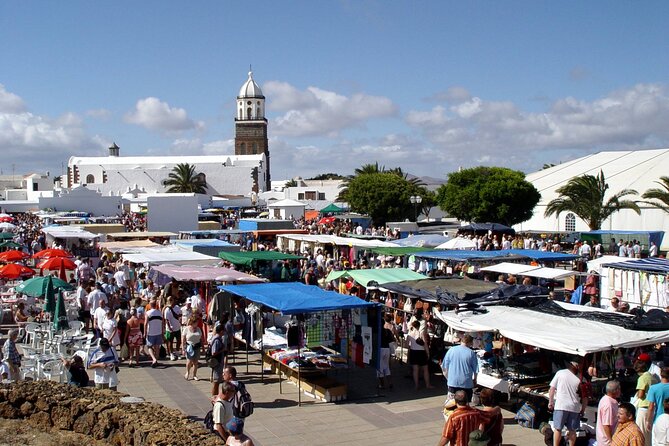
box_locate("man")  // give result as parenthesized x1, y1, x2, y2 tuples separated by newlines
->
(76, 258, 94, 283)
(164, 296, 182, 361)
(210, 323, 227, 396)
(609, 297, 621, 312)
(113, 263, 128, 290)
(144, 299, 164, 368)
(1, 329, 21, 381)
(548, 360, 587, 446)
(652, 399, 669, 446)
(93, 304, 108, 341)
(441, 334, 479, 402)
(649, 242, 658, 258)
(87, 282, 107, 330)
(646, 367, 669, 432)
(76, 280, 91, 333)
(87, 337, 119, 390)
(213, 382, 236, 440)
(579, 240, 592, 259)
(437, 390, 482, 446)
(613, 403, 645, 446)
(598, 380, 621, 446)
(609, 238, 618, 255)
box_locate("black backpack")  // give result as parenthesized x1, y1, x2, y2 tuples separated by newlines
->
(203, 402, 224, 438)
(233, 382, 254, 418)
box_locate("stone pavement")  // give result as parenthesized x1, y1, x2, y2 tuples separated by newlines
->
(114, 349, 544, 446)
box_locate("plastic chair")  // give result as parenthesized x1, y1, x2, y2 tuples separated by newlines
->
(23, 322, 40, 348)
(20, 359, 39, 381)
(68, 321, 84, 336)
(73, 350, 88, 364)
(41, 360, 66, 383)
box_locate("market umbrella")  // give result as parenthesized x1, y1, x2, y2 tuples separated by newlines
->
(318, 216, 337, 225)
(0, 222, 16, 232)
(0, 241, 22, 249)
(0, 233, 15, 240)
(436, 237, 477, 250)
(0, 249, 29, 262)
(0, 216, 14, 223)
(36, 257, 77, 270)
(15, 275, 74, 297)
(43, 275, 56, 315)
(0, 263, 35, 280)
(32, 248, 73, 259)
(53, 289, 69, 331)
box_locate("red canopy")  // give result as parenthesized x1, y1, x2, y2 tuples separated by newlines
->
(0, 263, 35, 279)
(0, 250, 29, 262)
(37, 257, 77, 270)
(32, 248, 73, 259)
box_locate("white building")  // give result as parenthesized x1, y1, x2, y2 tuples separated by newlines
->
(516, 148, 669, 247)
(67, 70, 271, 199)
(267, 199, 305, 220)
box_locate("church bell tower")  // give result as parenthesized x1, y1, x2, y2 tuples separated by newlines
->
(235, 69, 270, 192)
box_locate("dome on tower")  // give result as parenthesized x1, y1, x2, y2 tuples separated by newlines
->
(238, 70, 264, 98)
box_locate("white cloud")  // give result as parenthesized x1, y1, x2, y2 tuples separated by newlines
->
(170, 138, 234, 156)
(124, 97, 203, 133)
(0, 84, 26, 113)
(405, 83, 669, 171)
(264, 82, 397, 137)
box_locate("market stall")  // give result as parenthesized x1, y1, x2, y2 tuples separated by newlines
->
(599, 257, 669, 309)
(121, 245, 221, 266)
(219, 282, 380, 405)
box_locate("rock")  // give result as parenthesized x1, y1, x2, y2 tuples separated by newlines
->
(28, 411, 52, 429)
(19, 401, 34, 416)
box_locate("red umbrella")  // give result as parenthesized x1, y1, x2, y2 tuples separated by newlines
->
(0, 263, 35, 279)
(318, 216, 337, 225)
(0, 250, 29, 262)
(0, 216, 14, 223)
(32, 248, 73, 259)
(37, 257, 77, 270)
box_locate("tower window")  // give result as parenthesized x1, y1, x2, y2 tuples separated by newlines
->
(240, 143, 246, 154)
(85, 174, 95, 183)
(565, 213, 576, 232)
(253, 143, 258, 154)
(256, 107, 261, 117)
(247, 107, 252, 118)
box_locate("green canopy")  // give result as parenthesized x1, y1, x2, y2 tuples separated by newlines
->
(319, 203, 345, 214)
(368, 247, 435, 256)
(0, 241, 22, 249)
(43, 275, 56, 314)
(16, 275, 74, 297)
(218, 251, 305, 267)
(326, 268, 426, 287)
(53, 289, 69, 331)
(0, 233, 14, 240)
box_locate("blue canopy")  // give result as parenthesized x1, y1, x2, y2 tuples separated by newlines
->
(391, 234, 450, 248)
(601, 258, 669, 274)
(413, 249, 577, 262)
(219, 282, 378, 315)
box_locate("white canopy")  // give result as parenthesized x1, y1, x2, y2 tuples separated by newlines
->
(277, 233, 397, 249)
(521, 267, 580, 280)
(121, 246, 220, 266)
(481, 262, 538, 275)
(42, 226, 100, 240)
(587, 255, 626, 274)
(436, 302, 669, 356)
(436, 237, 476, 250)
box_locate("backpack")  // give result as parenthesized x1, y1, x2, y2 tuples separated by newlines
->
(515, 401, 536, 429)
(232, 382, 254, 418)
(203, 402, 224, 439)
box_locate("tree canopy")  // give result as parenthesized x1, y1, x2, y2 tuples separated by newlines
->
(436, 167, 540, 226)
(306, 173, 346, 180)
(338, 169, 429, 225)
(641, 176, 669, 214)
(544, 170, 640, 230)
(163, 163, 208, 194)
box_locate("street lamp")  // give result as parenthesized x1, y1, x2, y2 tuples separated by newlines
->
(409, 195, 423, 222)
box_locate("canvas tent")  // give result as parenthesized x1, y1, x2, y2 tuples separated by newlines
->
(149, 265, 263, 286)
(325, 268, 425, 287)
(436, 301, 669, 356)
(218, 251, 304, 267)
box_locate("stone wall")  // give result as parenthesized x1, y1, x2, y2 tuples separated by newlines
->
(0, 381, 220, 446)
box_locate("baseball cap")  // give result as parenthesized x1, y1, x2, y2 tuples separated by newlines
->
(638, 353, 652, 362)
(226, 417, 244, 435)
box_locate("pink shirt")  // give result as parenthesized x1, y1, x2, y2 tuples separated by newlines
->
(597, 394, 619, 446)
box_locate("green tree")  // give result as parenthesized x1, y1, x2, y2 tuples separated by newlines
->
(641, 176, 669, 214)
(284, 179, 298, 188)
(436, 167, 540, 226)
(306, 173, 346, 180)
(163, 163, 208, 193)
(339, 172, 428, 225)
(544, 170, 640, 230)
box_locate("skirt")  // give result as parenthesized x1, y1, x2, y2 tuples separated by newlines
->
(127, 329, 143, 348)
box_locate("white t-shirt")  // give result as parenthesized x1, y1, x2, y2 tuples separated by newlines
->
(88, 347, 118, 387)
(549, 369, 582, 413)
(164, 305, 182, 332)
(190, 294, 204, 315)
(87, 289, 107, 315)
(102, 317, 120, 346)
(212, 398, 233, 427)
(94, 307, 108, 331)
(145, 308, 163, 337)
(113, 270, 127, 288)
(653, 413, 669, 446)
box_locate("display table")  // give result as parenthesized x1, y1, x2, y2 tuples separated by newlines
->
(263, 353, 347, 402)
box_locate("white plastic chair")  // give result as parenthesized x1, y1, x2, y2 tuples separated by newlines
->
(20, 358, 39, 381)
(41, 360, 66, 383)
(73, 350, 88, 364)
(68, 321, 84, 336)
(23, 322, 40, 348)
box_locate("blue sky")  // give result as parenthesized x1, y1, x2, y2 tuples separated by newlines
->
(1, 1, 668, 180)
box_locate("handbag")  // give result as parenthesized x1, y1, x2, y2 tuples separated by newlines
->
(207, 357, 220, 369)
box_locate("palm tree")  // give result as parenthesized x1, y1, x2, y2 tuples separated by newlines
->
(641, 176, 669, 214)
(544, 170, 640, 230)
(163, 163, 208, 194)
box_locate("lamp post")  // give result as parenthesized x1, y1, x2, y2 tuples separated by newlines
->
(409, 195, 422, 222)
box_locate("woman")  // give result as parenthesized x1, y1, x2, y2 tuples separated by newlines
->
(102, 307, 120, 349)
(124, 308, 143, 367)
(183, 316, 203, 381)
(14, 302, 29, 325)
(479, 388, 504, 446)
(378, 313, 398, 390)
(407, 320, 433, 390)
(115, 302, 130, 360)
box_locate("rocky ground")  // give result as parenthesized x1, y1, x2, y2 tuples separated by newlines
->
(0, 418, 108, 446)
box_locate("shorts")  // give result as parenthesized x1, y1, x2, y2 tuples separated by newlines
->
(211, 360, 225, 383)
(408, 349, 428, 366)
(78, 309, 90, 323)
(553, 410, 580, 431)
(166, 330, 181, 343)
(377, 347, 391, 377)
(146, 334, 163, 347)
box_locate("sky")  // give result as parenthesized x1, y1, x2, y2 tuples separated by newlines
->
(1, 1, 668, 181)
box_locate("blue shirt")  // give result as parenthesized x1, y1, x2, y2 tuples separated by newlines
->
(441, 344, 479, 389)
(647, 382, 669, 423)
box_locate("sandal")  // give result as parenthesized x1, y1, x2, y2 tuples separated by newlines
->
(193, 376, 200, 381)
(184, 373, 189, 380)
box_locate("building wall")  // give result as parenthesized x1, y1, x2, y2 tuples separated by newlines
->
(38, 186, 122, 216)
(147, 194, 198, 232)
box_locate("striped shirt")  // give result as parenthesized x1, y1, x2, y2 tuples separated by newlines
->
(612, 421, 645, 446)
(442, 405, 481, 446)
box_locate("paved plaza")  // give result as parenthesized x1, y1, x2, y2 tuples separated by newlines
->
(115, 349, 541, 446)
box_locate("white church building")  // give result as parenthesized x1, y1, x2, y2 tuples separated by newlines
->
(67, 70, 271, 198)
